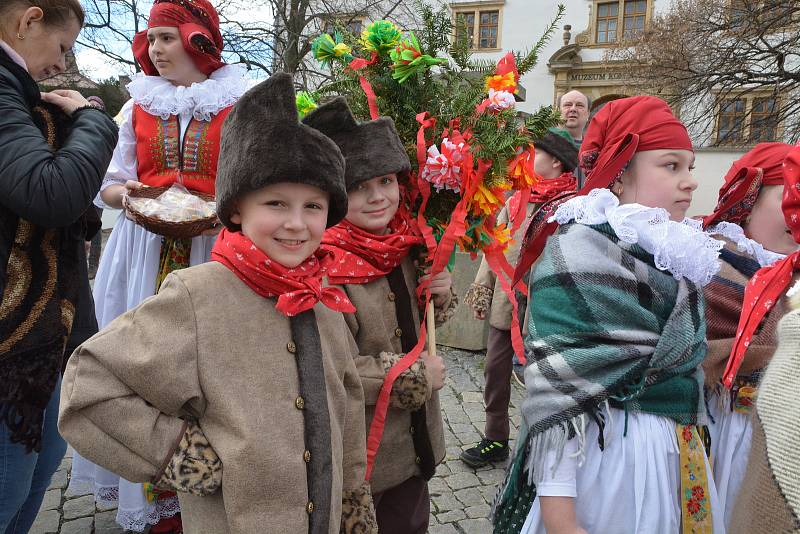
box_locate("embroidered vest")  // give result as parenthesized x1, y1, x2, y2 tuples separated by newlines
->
(132, 104, 232, 196)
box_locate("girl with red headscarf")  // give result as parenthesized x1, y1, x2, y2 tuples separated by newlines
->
(492, 96, 726, 534)
(67, 1, 248, 531)
(700, 142, 797, 530)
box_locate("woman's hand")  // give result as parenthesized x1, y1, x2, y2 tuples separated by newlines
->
(40, 90, 92, 116)
(101, 180, 143, 211)
(419, 268, 452, 308)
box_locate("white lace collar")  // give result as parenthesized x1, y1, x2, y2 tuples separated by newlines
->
(126, 64, 249, 121)
(550, 188, 724, 286)
(707, 221, 786, 267)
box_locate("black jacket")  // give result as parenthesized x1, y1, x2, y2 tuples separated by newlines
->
(0, 48, 118, 301)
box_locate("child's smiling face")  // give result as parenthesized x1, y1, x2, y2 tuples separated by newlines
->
(230, 182, 330, 268)
(345, 174, 400, 234)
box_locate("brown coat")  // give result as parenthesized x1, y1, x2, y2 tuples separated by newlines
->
(340, 256, 447, 494)
(59, 262, 370, 534)
(731, 308, 800, 533)
(468, 202, 539, 332)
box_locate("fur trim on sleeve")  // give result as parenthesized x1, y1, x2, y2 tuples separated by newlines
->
(434, 286, 459, 327)
(153, 420, 222, 496)
(464, 283, 492, 317)
(380, 352, 429, 411)
(340, 481, 378, 534)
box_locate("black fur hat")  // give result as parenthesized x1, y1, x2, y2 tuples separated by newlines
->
(535, 129, 579, 172)
(302, 97, 411, 191)
(215, 73, 347, 230)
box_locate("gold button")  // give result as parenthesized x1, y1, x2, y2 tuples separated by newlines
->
(388, 292, 396, 302)
(303, 450, 311, 463)
(306, 501, 314, 514)
(415, 456, 421, 465)
(394, 328, 403, 338)
(287, 341, 296, 354)
(295, 396, 305, 410)
(409, 426, 415, 435)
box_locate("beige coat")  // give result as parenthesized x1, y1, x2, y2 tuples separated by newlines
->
(469, 201, 540, 332)
(340, 256, 447, 494)
(59, 262, 369, 534)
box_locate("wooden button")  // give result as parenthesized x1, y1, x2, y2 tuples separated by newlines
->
(303, 450, 311, 463)
(287, 341, 296, 354)
(388, 291, 396, 302)
(295, 396, 305, 410)
(394, 328, 403, 338)
(306, 501, 314, 514)
(415, 456, 421, 465)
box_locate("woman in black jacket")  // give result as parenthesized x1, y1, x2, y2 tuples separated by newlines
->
(0, 0, 118, 530)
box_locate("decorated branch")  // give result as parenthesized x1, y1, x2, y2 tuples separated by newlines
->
(309, 3, 564, 267)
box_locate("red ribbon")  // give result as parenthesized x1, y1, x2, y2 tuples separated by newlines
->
(348, 53, 380, 120)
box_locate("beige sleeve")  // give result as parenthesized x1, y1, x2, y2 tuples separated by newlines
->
(59, 273, 205, 484)
(340, 325, 368, 491)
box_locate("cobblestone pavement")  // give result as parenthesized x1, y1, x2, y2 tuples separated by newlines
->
(32, 345, 524, 533)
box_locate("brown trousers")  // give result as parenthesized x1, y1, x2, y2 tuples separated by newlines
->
(484, 326, 514, 441)
(373, 476, 430, 534)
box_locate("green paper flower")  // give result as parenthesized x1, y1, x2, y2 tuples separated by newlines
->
(296, 92, 318, 119)
(312, 32, 353, 68)
(360, 20, 402, 55)
(389, 32, 447, 83)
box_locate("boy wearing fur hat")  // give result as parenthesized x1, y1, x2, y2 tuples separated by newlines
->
(461, 129, 578, 468)
(58, 74, 378, 534)
(303, 98, 456, 534)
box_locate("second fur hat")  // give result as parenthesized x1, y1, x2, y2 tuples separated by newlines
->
(215, 73, 348, 229)
(302, 97, 411, 191)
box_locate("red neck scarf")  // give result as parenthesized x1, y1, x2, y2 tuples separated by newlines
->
(321, 210, 425, 285)
(724, 144, 800, 387)
(132, 0, 225, 77)
(528, 172, 578, 204)
(211, 228, 355, 316)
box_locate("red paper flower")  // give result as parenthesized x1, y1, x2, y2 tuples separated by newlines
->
(421, 137, 470, 193)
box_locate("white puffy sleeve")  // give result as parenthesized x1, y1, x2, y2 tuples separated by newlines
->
(95, 98, 138, 209)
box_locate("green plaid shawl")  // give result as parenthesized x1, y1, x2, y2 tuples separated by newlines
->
(493, 222, 708, 532)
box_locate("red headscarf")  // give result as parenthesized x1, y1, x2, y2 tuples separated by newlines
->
(703, 142, 792, 228)
(132, 0, 225, 77)
(514, 96, 692, 284)
(723, 144, 800, 388)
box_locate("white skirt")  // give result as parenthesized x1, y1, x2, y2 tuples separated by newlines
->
(521, 407, 726, 534)
(707, 389, 753, 532)
(68, 213, 215, 531)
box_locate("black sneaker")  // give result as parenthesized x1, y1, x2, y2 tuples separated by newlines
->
(460, 438, 509, 467)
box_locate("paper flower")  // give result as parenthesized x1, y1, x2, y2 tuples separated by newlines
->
(470, 182, 505, 216)
(312, 33, 353, 68)
(360, 20, 402, 55)
(389, 32, 447, 83)
(484, 89, 516, 111)
(295, 91, 318, 118)
(484, 51, 520, 93)
(421, 138, 469, 193)
(507, 145, 538, 189)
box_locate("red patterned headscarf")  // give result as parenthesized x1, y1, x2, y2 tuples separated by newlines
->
(723, 144, 800, 388)
(132, 0, 225, 77)
(514, 96, 692, 284)
(703, 142, 792, 228)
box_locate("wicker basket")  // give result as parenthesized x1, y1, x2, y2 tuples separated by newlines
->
(126, 186, 218, 239)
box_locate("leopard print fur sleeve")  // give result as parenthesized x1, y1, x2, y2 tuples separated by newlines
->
(153, 420, 222, 496)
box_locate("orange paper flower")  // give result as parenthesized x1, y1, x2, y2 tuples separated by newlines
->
(507, 145, 539, 189)
(470, 182, 505, 216)
(485, 72, 517, 93)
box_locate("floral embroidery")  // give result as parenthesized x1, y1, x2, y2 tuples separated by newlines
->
(677, 424, 713, 533)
